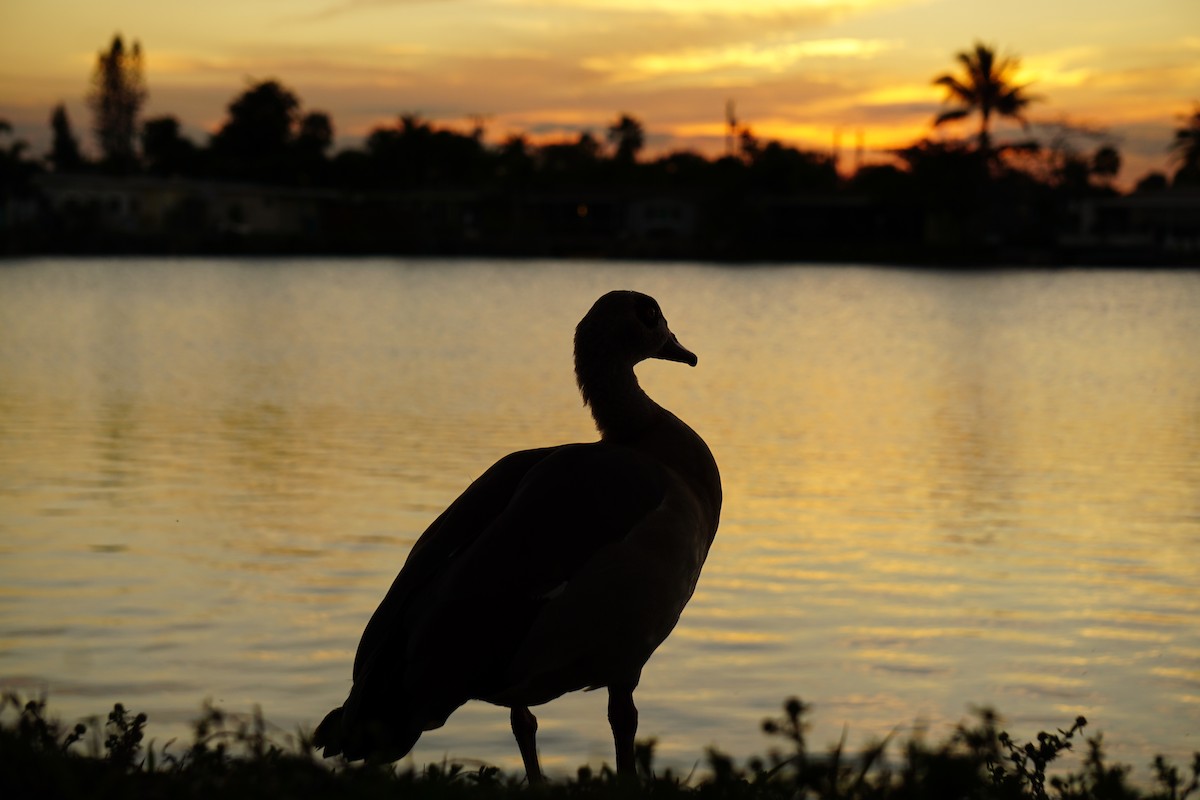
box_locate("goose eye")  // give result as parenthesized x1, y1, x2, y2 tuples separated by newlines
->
(635, 300, 659, 328)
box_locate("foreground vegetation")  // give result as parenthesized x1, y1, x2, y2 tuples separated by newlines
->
(2, 693, 1196, 800)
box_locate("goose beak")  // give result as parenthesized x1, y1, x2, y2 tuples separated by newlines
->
(655, 332, 698, 367)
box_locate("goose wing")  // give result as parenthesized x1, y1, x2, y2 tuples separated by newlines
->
(351, 445, 561, 682)
(340, 442, 669, 747)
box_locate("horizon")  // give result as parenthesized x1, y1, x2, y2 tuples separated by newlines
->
(2, 0, 1198, 186)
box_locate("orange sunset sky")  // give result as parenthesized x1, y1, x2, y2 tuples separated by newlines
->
(2, 0, 1198, 185)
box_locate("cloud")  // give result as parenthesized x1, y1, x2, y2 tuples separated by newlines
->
(584, 37, 896, 84)
(1020, 47, 1100, 89)
(135, 0, 919, 131)
(297, 0, 460, 23)
(515, 0, 908, 13)
(1014, 38, 1200, 135)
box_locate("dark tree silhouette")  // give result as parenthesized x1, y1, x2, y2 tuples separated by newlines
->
(607, 114, 645, 165)
(87, 34, 146, 172)
(538, 132, 603, 178)
(575, 131, 602, 161)
(295, 112, 333, 157)
(1022, 119, 1115, 189)
(746, 140, 839, 194)
(894, 138, 989, 241)
(209, 80, 301, 181)
(1, 120, 28, 165)
(1056, 156, 1092, 193)
(141, 116, 200, 177)
(0, 119, 40, 199)
(648, 150, 710, 186)
(932, 42, 1036, 159)
(725, 100, 738, 157)
(1169, 102, 1200, 186)
(292, 111, 334, 185)
(495, 134, 536, 186)
(365, 115, 425, 186)
(847, 162, 911, 200)
(49, 104, 85, 172)
(1134, 172, 1169, 193)
(1090, 145, 1121, 187)
(737, 127, 761, 163)
(363, 114, 488, 188)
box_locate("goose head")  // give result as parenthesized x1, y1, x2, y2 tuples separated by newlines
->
(574, 291, 696, 434)
(575, 290, 695, 375)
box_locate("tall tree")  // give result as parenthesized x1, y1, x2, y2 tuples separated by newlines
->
(932, 42, 1036, 159)
(1169, 102, 1200, 186)
(87, 34, 146, 171)
(49, 104, 85, 172)
(606, 113, 645, 165)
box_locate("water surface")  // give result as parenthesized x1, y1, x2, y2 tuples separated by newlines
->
(1, 258, 1197, 774)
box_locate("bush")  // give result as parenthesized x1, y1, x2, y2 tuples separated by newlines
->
(1, 692, 1196, 800)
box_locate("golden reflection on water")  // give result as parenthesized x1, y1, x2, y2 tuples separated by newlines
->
(0, 260, 1198, 774)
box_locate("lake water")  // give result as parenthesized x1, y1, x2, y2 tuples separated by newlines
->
(0, 258, 1197, 776)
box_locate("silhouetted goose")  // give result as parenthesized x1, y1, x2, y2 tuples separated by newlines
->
(313, 290, 722, 781)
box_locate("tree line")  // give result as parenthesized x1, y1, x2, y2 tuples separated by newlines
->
(10, 34, 1196, 193)
(2, 35, 1199, 260)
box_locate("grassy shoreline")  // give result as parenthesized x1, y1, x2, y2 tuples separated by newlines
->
(2, 692, 1196, 800)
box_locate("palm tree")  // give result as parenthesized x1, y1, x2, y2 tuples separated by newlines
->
(1169, 102, 1200, 184)
(606, 113, 645, 165)
(932, 42, 1036, 159)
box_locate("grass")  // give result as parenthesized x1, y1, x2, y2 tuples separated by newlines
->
(1, 692, 1196, 800)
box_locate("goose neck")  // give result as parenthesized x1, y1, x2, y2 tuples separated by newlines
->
(576, 361, 660, 440)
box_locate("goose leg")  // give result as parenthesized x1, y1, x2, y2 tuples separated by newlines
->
(510, 705, 543, 784)
(607, 684, 639, 778)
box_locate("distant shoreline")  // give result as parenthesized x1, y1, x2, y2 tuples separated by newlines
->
(2, 248, 1196, 269)
(4, 174, 1198, 267)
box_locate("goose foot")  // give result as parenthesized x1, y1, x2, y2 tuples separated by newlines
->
(511, 705, 543, 784)
(607, 684, 639, 779)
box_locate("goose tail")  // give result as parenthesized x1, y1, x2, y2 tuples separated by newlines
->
(312, 703, 423, 763)
(312, 706, 347, 756)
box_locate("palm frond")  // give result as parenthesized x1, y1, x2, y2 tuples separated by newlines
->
(934, 108, 971, 127)
(1169, 103, 1200, 167)
(933, 75, 975, 103)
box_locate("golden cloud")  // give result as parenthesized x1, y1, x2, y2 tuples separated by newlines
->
(584, 38, 895, 83)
